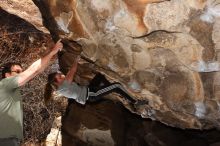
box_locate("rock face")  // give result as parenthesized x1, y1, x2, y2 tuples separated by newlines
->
(31, 0, 220, 129)
(2, 0, 220, 129)
(62, 100, 220, 146)
(0, 0, 48, 33)
(62, 101, 126, 146)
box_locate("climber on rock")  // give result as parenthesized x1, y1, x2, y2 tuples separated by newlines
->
(44, 56, 144, 106)
(0, 40, 63, 146)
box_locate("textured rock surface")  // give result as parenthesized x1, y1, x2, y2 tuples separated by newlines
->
(31, 0, 220, 129)
(1, 0, 220, 129)
(0, 0, 48, 33)
(62, 101, 126, 146)
(61, 100, 220, 146)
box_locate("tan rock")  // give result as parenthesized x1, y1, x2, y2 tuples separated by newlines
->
(2, 0, 220, 129)
(0, 0, 48, 33)
(31, 0, 220, 129)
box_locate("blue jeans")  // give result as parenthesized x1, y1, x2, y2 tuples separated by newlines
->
(0, 138, 20, 146)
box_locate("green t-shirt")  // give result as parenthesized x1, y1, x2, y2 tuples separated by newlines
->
(0, 76, 23, 140)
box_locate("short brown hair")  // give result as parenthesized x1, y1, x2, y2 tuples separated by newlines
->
(1, 62, 22, 78)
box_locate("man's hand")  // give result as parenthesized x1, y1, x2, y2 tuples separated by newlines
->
(17, 39, 63, 86)
(50, 39, 63, 55)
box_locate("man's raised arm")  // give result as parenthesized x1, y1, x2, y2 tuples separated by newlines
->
(17, 40, 63, 86)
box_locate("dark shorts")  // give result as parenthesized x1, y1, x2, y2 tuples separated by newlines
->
(0, 138, 20, 146)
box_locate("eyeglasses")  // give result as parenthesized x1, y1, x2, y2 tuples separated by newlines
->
(11, 70, 22, 74)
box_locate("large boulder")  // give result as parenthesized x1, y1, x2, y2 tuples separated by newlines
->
(2, 0, 220, 129)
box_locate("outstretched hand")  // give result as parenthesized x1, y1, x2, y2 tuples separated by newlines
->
(51, 39, 63, 55)
(75, 55, 81, 62)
